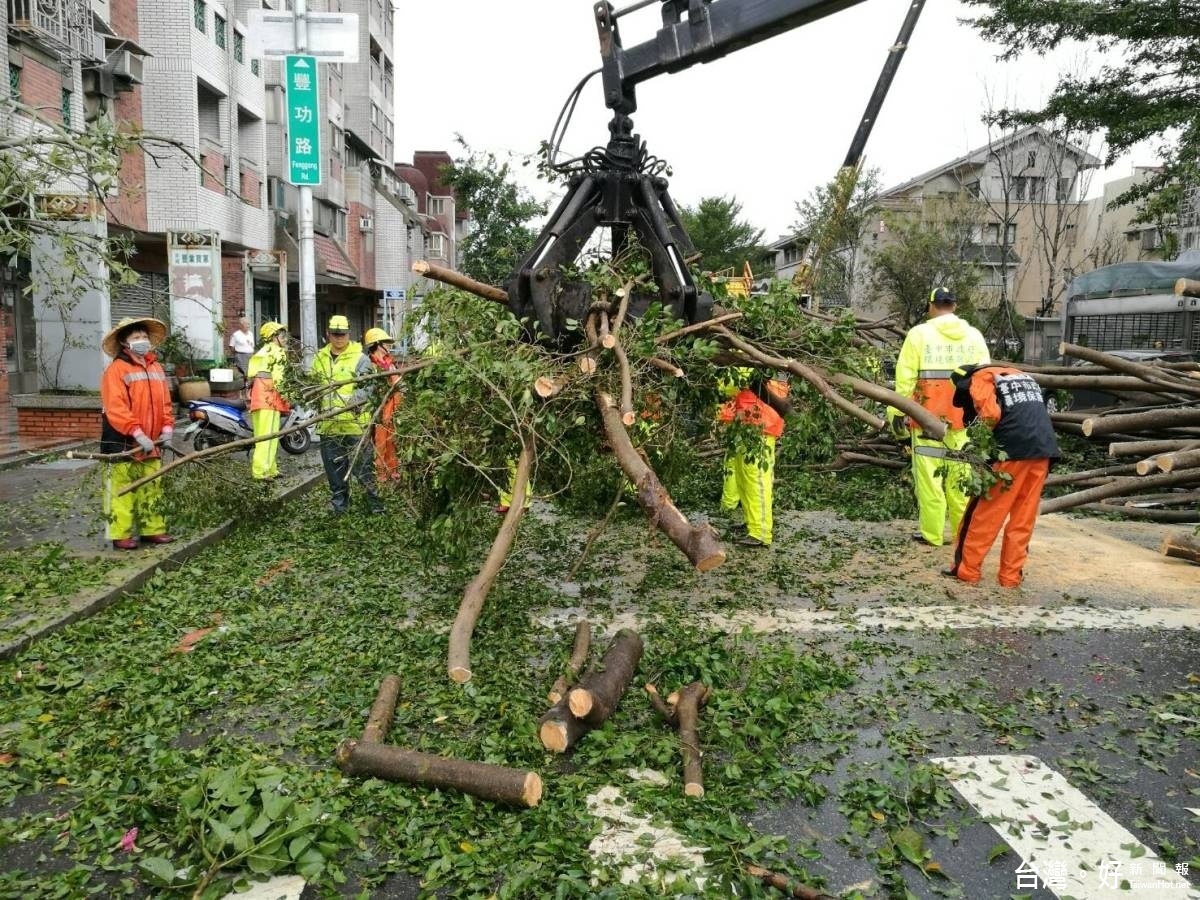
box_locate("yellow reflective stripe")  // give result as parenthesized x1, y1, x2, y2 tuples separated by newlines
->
(122, 371, 167, 384)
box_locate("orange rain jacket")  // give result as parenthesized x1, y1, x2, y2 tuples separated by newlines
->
(719, 388, 785, 439)
(100, 350, 174, 459)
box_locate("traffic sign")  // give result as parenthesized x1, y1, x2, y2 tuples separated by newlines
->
(383, 288, 406, 301)
(245, 11, 360, 63)
(285, 55, 321, 186)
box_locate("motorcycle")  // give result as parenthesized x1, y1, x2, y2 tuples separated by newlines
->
(183, 396, 314, 455)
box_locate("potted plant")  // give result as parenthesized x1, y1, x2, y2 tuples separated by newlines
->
(157, 332, 209, 402)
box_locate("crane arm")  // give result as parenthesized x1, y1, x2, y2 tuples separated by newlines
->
(596, 0, 870, 114)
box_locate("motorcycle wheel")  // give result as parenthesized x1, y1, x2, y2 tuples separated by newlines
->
(280, 428, 311, 455)
(193, 428, 230, 452)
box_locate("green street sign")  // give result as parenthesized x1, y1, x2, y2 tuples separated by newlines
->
(285, 54, 321, 186)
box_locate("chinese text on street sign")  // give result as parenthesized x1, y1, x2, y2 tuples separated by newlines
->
(286, 55, 321, 186)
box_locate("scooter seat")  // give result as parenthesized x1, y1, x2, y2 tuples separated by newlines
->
(201, 397, 247, 410)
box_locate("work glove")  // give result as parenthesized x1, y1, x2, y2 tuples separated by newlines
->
(888, 413, 910, 441)
(160, 426, 174, 443)
(133, 430, 156, 455)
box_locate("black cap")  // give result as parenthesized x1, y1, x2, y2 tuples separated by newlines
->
(930, 287, 957, 305)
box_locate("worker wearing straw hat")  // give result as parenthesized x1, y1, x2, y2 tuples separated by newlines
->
(99, 317, 175, 550)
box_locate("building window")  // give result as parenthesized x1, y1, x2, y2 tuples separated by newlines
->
(251, 59, 260, 76)
(234, 30, 244, 62)
(214, 14, 226, 49)
(61, 88, 72, 125)
(1027, 150, 1037, 169)
(428, 233, 445, 258)
(335, 209, 346, 240)
(194, 0, 206, 32)
(428, 197, 446, 216)
(8, 64, 19, 102)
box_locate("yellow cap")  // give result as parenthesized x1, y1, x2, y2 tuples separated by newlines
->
(364, 327, 393, 346)
(327, 314, 350, 333)
(260, 321, 285, 341)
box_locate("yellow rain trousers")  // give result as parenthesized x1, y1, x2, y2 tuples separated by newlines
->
(251, 409, 281, 480)
(498, 457, 531, 510)
(105, 459, 166, 540)
(912, 426, 971, 545)
(720, 435, 776, 545)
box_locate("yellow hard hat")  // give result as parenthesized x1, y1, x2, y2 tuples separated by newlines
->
(327, 314, 350, 334)
(260, 321, 286, 341)
(364, 327, 393, 346)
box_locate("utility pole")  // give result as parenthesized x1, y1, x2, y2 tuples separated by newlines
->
(293, 0, 318, 363)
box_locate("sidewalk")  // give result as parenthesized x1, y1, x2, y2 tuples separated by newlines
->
(0, 436, 324, 655)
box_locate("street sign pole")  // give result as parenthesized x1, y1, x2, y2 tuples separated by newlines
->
(293, 0, 317, 364)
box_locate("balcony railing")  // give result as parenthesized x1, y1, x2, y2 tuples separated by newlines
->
(8, 0, 91, 55)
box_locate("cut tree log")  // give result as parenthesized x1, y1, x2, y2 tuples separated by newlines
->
(745, 863, 836, 899)
(596, 391, 726, 571)
(1160, 532, 1200, 564)
(412, 260, 509, 305)
(1029, 374, 1196, 393)
(1040, 468, 1200, 514)
(567, 629, 645, 723)
(828, 452, 906, 471)
(1077, 503, 1200, 522)
(1044, 463, 1138, 487)
(1157, 447, 1200, 473)
(447, 439, 533, 684)
(360, 675, 401, 745)
(1082, 407, 1200, 437)
(647, 356, 685, 378)
(335, 740, 542, 807)
(1175, 277, 1200, 298)
(1060, 342, 1200, 396)
(547, 620, 591, 704)
(1122, 491, 1200, 507)
(611, 339, 637, 426)
(646, 682, 712, 797)
(537, 696, 589, 753)
(1109, 439, 1200, 458)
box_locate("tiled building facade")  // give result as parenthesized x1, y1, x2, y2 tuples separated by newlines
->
(2, 0, 458, 414)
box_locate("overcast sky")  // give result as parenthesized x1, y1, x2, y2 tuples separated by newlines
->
(394, 0, 1149, 243)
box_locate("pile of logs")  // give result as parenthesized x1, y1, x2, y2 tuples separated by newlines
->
(1032, 343, 1200, 521)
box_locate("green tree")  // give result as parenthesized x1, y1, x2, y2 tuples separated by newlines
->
(440, 141, 547, 288)
(793, 166, 882, 303)
(678, 195, 772, 274)
(964, 0, 1200, 211)
(866, 194, 983, 328)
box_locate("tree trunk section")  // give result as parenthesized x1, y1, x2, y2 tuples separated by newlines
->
(360, 675, 401, 745)
(1077, 503, 1200, 522)
(1161, 532, 1200, 564)
(1044, 463, 1138, 487)
(1109, 439, 1200, 458)
(447, 439, 533, 683)
(596, 391, 726, 571)
(567, 628, 644, 724)
(1040, 469, 1200, 514)
(538, 696, 588, 753)
(1082, 407, 1200, 437)
(744, 863, 836, 899)
(1157, 447, 1200, 473)
(547, 620, 591, 704)
(335, 740, 542, 807)
(412, 260, 509, 305)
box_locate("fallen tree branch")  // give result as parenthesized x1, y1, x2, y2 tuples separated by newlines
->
(447, 437, 533, 684)
(1109, 439, 1200, 458)
(745, 863, 836, 900)
(1044, 462, 1139, 487)
(116, 401, 365, 496)
(361, 675, 401, 745)
(1041, 468, 1200, 514)
(412, 260, 509, 305)
(647, 356, 684, 378)
(1082, 407, 1200, 437)
(646, 681, 711, 797)
(547, 620, 592, 705)
(335, 740, 542, 807)
(611, 338, 636, 426)
(1077, 503, 1200, 522)
(596, 391, 726, 571)
(567, 486, 624, 580)
(1060, 341, 1200, 396)
(653, 312, 743, 345)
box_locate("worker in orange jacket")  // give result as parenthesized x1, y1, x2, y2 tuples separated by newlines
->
(718, 369, 787, 548)
(100, 317, 176, 550)
(945, 364, 1060, 587)
(364, 327, 402, 481)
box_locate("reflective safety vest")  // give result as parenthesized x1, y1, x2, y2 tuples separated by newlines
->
(888, 314, 989, 431)
(310, 341, 371, 435)
(247, 343, 289, 413)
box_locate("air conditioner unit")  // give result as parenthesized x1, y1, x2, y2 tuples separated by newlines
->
(359, 215, 374, 232)
(108, 49, 144, 85)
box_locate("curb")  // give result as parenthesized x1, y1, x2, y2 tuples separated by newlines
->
(0, 471, 325, 661)
(0, 437, 97, 472)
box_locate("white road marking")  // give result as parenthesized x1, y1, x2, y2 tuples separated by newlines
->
(933, 754, 1200, 899)
(220, 874, 306, 900)
(586, 777, 707, 889)
(538, 604, 1200, 634)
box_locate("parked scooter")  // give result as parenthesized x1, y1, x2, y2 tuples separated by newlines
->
(183, 396, 314, 455)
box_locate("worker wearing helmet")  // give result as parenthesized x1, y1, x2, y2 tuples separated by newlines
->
(946, 364, 1059, 587)
(364, 327, 402, 481)
(246, 321, 290, 480)
(886, 288, 989, 546)
(310, 315, 384, 514)
(717, 367, 787, 548)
